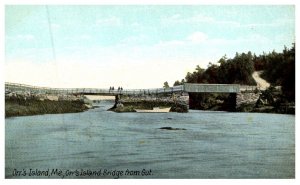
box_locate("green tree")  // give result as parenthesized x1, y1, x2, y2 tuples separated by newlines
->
(174, 80, 180, 86)
(173, 79, 185, 86)
(163, 81, 170, 88)
(260, 44, 295, 101)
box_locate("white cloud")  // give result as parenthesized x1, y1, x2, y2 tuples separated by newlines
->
(238, 18, 294, 29)
(273, 33, 295, 45)
(130, 22, 143, 31)
(154, 32, 208, 47)
(188, 14, 215, 23)
(51, 23, 61, 30)
(243, 34, 271, 43)
(155, 40, 184, 48)
(120, 34, 149, 45)
(161, 14, 241, 26)
(95, 17, 122, 27)
(79, 34, 91, 40)
(62, 34, 92, 43)
(18, 34, 35, 41)
(131, 22, 140, 27)
(205, 34, 271, 49)
(206, 34, 270, 46)
(161, 13, 293, 29)
(169, 14, 181, 20)
(187, 32, 208, 43)
(7, 34, 35, 41)
(161, 13, 215, 25)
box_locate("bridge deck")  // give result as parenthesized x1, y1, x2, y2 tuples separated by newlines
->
(5, 82, 257, 95)
(184, 83, 240, 93)
(5, 82, 184, 95)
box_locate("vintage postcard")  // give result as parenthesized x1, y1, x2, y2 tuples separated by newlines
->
(4, 4, 295, 179)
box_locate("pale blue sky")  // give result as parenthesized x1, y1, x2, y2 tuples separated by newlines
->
(5, 5, 295, 88)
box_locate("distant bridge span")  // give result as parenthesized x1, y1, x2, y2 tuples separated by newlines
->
(5, 82, 256, 95)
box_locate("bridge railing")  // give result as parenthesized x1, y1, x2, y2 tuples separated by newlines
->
(7, 82, 260, 95)
(5, 82, 184, 96)
(240, 85, 258, 92)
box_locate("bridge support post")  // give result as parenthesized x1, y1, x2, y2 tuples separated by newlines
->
(111, 94, 121, 109)
(115, 94, 121, 104)
(227, 93, 237, 112)
(187, 92, 199, 109)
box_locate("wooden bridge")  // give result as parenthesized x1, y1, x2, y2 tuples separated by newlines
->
(5, 82, 257, 96)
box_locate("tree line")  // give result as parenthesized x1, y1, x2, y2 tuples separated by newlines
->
(172, 44, 295, 101)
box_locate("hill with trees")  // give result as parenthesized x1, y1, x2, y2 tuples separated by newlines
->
(173, 44, 295, 112)
(182, 51, 256, 85)
(253, 44, 295, 101)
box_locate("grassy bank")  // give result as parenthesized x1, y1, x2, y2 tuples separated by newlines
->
(5, 97, 89, 118)
(109, 100, 188, 113)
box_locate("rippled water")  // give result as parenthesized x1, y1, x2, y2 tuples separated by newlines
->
(5, 101, 295, 178)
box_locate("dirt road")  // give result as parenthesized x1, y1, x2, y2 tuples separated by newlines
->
(252, 71, 270, 90)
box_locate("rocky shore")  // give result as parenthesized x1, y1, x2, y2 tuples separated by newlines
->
(237, 86, 294, 114)
(109, 99, 188, 113)
(5, 94, 89, 118)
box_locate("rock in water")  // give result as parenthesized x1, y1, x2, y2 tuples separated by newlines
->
(159, 127, 186, 130)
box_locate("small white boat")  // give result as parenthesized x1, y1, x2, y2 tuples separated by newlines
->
(135, 107, 171, 113)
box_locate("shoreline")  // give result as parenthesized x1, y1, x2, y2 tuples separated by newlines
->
(5, 97, 89, 118)
(108, 99, 188, 113)
(5, 94, 294, 117)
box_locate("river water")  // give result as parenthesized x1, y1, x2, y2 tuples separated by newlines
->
(5, 101, 295, 179)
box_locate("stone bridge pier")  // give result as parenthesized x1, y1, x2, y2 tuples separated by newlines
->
(236, 92, 261, 109)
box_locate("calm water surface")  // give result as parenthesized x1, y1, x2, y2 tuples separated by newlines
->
(5, 101, 295, 178)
